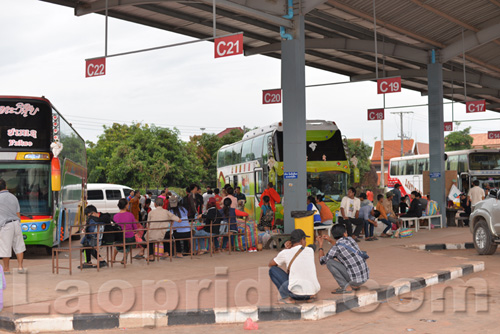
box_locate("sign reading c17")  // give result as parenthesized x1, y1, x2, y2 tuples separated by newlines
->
(262, 89, 282, 104)
(377, 76, 401, 94)
(85, 57, 106, 78)
(214, 33, 243, 58)
(466, 100, 486, 113)
(367, 108, 384, 121)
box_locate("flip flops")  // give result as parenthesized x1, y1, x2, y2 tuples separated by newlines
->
(133, 254, 145, 259)
(17, 268, 26, 274)
(331, 288, 353, 294)
(78, 263, 96, 269)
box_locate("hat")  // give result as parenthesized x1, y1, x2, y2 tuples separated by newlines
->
(169, 196, 179, 207)
(290, 229, 310, 243)
(386, 191, 394, 198)
(208, 197, 217, 205)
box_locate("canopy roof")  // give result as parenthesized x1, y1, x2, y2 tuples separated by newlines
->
(42, 0, 500, 112)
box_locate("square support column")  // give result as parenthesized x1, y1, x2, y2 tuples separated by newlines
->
(281, 15, 307, 233)
(427, 62, 447, 227)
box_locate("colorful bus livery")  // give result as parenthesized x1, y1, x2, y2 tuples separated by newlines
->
(0, 96, 87, 250)
(216, 120, 350, 223)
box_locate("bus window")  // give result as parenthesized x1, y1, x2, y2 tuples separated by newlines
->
(241, 139, 253, 162)
(217, 148, 226, 167)
(231, 143, 242, 165)
(458, 154, 467, 174)
(262, 133, 272, 163)
(448, 155, 458, 172)
(255, 169, 263, 195)
(233, 175, 238, 188)
(251, 135, 264, 161)
(406, 160, 416, 175)
(417, 159, 426, 174)
(390, 161, 399, 176)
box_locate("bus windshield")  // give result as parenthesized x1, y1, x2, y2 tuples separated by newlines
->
(307, 171, 347, 202)
(0, 163, 51, 215)
(469, 152, 500, 170)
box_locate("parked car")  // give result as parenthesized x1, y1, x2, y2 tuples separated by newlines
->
(470, 190, 500, 255)
(86, 183, 133, 214)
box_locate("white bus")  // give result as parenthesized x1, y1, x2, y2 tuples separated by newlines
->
(388, 149, 500, 196)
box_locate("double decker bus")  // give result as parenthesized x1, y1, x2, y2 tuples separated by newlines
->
(0, 96, 87, 252)
(388, 149, 500, 195)
(216, 120, 350, 222)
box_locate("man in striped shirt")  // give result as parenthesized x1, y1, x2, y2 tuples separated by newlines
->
(317, 224, 369, 294)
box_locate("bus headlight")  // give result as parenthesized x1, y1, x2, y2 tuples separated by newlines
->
(31, 224, 37, 230)
(22, 224, 29, 231)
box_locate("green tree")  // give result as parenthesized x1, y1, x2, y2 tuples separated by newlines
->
(346, 139, 372, 186)
(445, 126, 473, 151)
(87, 123, 199, 189)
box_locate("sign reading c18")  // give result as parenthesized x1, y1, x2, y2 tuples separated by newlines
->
(367, 108, 384, 121)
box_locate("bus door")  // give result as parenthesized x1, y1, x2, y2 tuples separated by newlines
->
(413, 175, 421, 194)
(460, 173, 470, 194)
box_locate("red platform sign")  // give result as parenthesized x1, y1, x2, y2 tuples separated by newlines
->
(377, 77, 401, 94)
(488, 131, 500, 139)
(367, 108, 384, 121)
(262, 89, 282, 104)
(444, 122, 453, 132)
(214, 34, 243, 58)
(466, 100, 486, 113)
(85, 58, 106, 78)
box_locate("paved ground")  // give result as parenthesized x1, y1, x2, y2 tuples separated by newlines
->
(2, 225, 498, 333)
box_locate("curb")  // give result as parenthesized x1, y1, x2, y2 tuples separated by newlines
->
(0, 261, 484, 332)
(407, 242, 475, 251)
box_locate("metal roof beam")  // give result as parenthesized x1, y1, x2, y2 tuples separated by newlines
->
(245, 38, 428, 63)
(75, 0, 293, 28)
(441, 22, 500, 63)
(302, 0, 329, 14)
(352, 69, 500, 91)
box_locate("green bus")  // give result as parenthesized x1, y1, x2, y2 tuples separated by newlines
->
(216, 120, 350, 222)
(0, 96, 87, 252)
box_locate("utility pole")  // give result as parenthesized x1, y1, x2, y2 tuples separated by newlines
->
(391, 111, 413, 156)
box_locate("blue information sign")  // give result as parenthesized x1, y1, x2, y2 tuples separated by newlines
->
(284, 172, 298, 179)
(429, 172, 441, 178)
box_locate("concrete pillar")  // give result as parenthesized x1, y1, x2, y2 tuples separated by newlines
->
(281, 15, 307, 233)
(427, 61, 447, 227)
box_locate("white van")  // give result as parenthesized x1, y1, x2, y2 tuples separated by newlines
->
(86, 183, 134, 214)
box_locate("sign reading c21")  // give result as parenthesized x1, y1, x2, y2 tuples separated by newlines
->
(377, 77, 401, 94)
(262, 89, 282, 104)
(214, 33, 243, 58)
(466, 100, 486, 113)
(367, 108, 384, 121)
(85, 58, 106, 78)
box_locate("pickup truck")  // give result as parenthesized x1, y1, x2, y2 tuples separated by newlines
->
(470, 190, 500, 255)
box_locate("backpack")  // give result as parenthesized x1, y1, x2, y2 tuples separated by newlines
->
(258, 205, 274, 231)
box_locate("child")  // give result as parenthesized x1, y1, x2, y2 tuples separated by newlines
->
(399, 197, 408, 215)
(0, 264, 6, 311)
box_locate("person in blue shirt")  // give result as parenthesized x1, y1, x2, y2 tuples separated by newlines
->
(307, 196, 322, 226)
(358, 193, 380, 241)
(169, 196, 193, 258)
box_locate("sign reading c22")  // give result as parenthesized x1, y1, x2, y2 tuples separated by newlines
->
(85, 58, 106, 78)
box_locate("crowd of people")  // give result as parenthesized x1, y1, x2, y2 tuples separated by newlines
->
(80, 183, 254, 268)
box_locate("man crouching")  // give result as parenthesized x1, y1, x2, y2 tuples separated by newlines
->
(318, 224, 369, 294)
(268, 229, 320, 304)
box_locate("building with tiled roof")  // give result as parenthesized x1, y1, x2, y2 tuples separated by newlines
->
(471, 133, 500, 149)
(216, 127, 244, 138)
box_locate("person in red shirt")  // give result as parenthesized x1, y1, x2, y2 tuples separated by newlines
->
(366, 189, 374, 202)
(259, 183, 281, 227)
(213, 188, 223, 210)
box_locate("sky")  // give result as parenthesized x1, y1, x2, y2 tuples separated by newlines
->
(1, 0, 498, 148)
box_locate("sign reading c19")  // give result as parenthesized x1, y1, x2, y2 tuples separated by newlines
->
(377, 77, 401, 94)
(367, 108, 384, 121)
(214, 34, 243, 58)
(85, 58, 106, 78)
